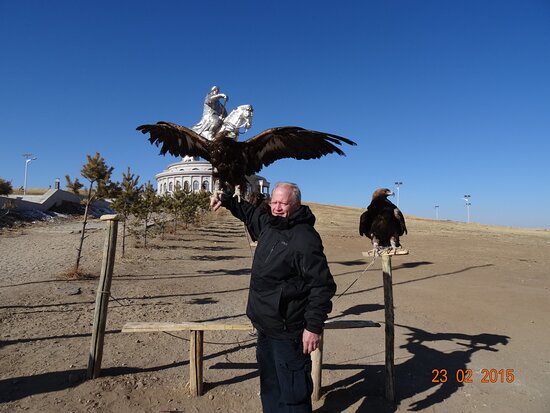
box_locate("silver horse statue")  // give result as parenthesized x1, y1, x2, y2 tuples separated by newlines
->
(183, 86, 253, 161)
(191, 86, 228, 140)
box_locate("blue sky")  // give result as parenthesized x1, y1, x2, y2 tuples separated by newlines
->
(1, 1, 549, 228)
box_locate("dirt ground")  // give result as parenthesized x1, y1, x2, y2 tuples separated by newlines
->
(1, 203, 549, 413)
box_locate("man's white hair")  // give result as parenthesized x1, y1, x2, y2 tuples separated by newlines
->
(273, 182, 301, 206)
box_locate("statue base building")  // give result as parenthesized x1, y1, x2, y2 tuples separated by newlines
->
(156, 157, 270, 197)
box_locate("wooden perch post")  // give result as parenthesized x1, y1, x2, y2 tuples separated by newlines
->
(87, 214, 118, 379)
(362, 248, 409, 403)
(381, 254, 395, 403)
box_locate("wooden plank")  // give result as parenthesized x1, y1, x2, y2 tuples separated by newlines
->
(381, 255, 396, 403)
(324, 320, 380, 329)
(122, 321, 253, 333)
(189, 330, 204, 396)
(100, 214, 118, 221)
(362, 248, 409, 257)
(122, 320, 379, 333)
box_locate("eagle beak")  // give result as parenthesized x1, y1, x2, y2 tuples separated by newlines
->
(388, 191, 395, 197)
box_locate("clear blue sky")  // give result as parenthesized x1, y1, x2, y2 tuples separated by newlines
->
(1, 1, 549, 228)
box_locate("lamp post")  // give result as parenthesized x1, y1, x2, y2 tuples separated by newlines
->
(463, 195, 471, 223)
(435, 205, 439, 220)
(394, 181, 403, 207)
(23, 154, 37, 195)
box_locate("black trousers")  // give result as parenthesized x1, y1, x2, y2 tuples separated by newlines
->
(256, 331, 313, 413)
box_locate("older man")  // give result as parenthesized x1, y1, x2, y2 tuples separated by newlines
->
(211, 182, 336, 413)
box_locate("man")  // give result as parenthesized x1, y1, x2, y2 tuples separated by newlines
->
(211, 182, 336, 413)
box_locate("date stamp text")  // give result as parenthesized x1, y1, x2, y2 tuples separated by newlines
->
(431, 368, 515, 383)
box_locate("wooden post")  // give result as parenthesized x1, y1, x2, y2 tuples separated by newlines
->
(311, 331, 324, 401)
(189, 330, 204, 396)
(87, 214, 118, 379)
(381, 254, 395, 402)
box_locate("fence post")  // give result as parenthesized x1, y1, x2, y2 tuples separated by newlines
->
(189, 330, 204, 396)
(87, 214, 119, 379)
(311, 331, 324, 401)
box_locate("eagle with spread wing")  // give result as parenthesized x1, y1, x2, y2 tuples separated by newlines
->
(137, 121, 357, 198)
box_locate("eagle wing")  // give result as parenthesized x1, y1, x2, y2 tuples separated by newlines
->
(394, 207, 408, 235)
(136, 121, 210, 160)
(239, 127, 357, 175)
(359, 208, 374, 238)
(382, 198, 407, 235)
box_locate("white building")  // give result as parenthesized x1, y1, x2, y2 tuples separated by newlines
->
(155, 157, 270, 197)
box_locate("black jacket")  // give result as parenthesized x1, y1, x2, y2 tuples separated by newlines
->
(221, 194, 336, 339)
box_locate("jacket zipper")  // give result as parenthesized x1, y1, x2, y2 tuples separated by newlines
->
(264, 240, 280, 263)
(281, 286, 287, 331)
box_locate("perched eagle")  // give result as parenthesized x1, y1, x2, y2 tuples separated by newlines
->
(137, 121, 356, 198)
(359, 188, 408, 250)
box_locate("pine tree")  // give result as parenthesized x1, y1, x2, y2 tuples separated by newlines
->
(133, 181, 160, 249)
(65, 175, 84, 194)
(110, 167, 142, 257)
(0, 178, 13, 195)
(67, 153, 114, 271)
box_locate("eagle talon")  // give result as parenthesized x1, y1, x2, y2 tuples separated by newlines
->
(233, 185, 243, 202)
(212, 188, 224, 201)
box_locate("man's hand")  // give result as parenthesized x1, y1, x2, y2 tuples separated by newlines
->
(302, 329, 320, 354)
(210, 195, 222, 211)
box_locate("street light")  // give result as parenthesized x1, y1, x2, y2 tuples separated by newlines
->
(23, 154, 37, 195)
(394, 181, 403, 207)
(463, 195, 471, 223)
(258, 179, 264, 194)
(435, 205, 439, 220)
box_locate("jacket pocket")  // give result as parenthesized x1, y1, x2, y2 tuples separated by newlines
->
(247, 287, 284, 331)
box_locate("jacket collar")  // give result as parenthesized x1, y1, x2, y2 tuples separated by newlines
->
(268, 205, 316, 229)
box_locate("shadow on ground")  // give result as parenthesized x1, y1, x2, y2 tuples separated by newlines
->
(210, 325, 509, 413)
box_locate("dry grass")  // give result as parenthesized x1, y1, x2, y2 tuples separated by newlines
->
(59, 266, 97, 279)
(11, 187, 50, 195)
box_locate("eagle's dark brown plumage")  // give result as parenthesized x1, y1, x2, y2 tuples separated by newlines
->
(359, 188, 408, 249)
(137, 121, 356, 194)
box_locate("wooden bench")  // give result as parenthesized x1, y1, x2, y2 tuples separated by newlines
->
(122, 321, 253, 396)
(122, 319, 379, 399)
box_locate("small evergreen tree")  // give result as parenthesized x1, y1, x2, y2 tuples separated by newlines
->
(154, 193, 172, 239)
(110, 167, 142, 257)
(168, 187, 192, 233)
(132, 181, 160, 249)
(67, 153, 114, 271)
(65, 175, 84, 194)
(0, 178, 15, 219)
(0, 178, 13, 196)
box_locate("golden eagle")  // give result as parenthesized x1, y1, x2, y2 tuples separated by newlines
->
(137, 121, 356, 197)
(359, 188, 408, 250)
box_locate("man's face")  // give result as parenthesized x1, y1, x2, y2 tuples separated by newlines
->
(270, 186, 298, 218)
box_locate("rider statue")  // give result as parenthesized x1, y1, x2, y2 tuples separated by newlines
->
(192, 85, 228, 139)
(183, 86, 229, 162)
(183, 86, 253, 162)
